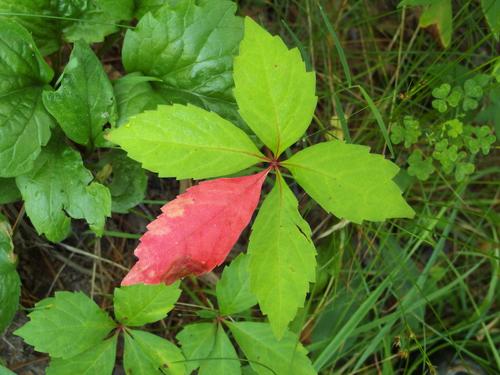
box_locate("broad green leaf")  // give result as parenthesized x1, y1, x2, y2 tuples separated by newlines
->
(0, 0, 134, 55)
(122, 0, 243, 121)
(234, 17, 317, 156)
(227, 322, 316, 375)
(114, 282, 181, 327)
(177, 323, 217, 374)
(419, 0, 453, 48)
(113, 74, 164, 126)
(108, 104, 264, 179)
(216, 254, 257, 315)
(0, 215, 20, 334)
(135, 0, 168, 18)
(199, 324, 241, 375)
(43, 41, 116, 146)
(46, 335, 117, 375)
(16, 136, 111, 243)
(0, 365, 15, 375)
(0, 179, 21, 204)
(283, 141, 415, 223)
(248, 176, 316, 339)
(124, 331, 161, 375)
(128, 329, 186, 375)
(481, 0, 500, 39)
(99, 150, 148, 213)
(0, 20, 55, 177)
(15, 291, 116, 359)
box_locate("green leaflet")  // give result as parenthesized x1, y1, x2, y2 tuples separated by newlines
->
(126, 329, 186, 375)
(46, 336, 117, 375)
(177, 323, 217, 374)
(108, 104, 264, 180)
(15, 136, 111, 242)
(122, 0, 243, 122)
(283, 141, 415, 223)
(113, 74, 165, 126)
(199, 324, 241, 375)
(419, 0, 453, 48)
(234, 17, 317, 156)
(0, 179, 21, 204)
(124, 331, 160, 375)
(248, 175, 316, 339)
(216, 254, 257, 316)
(0, 215, 20, 334)
(481, 0, 500, 39)
(0, 20, 55, 178)
(43, 41, 117, 146)
(14, 291, 116, 359)
(0, 365, 15, 375)
(226, 322, 316, 375)
(0, 0, 134, 55)
(114, 282, 181, 327)
(98, 150, 148, 213)
(134, 0, 168, 18)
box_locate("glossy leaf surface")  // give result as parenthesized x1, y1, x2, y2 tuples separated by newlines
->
(122, 170, 268, 285)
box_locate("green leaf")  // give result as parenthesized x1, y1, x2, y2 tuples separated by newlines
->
(46, 336, 117, 375)
(43, 41, 116, 146)
(390, 116, 421, 148)
(0, 215, 20, 334)
(108, 104, 264, 180)
(98, 150, 148, 213)
(234, 17, 317, 156)
(0, 20, 55, 177)
(481, 0, 500, 39)
(113, 74, 165, 126)
(177, 323, 217, 374)
(0, 179, 21, 204)
(431, 83, 451, 99)
(0, 0, 134, 55)
(114, 282, 181, 327)
(283, 141, 415, 223)
(248, 176, 316, 339)
(128, 329, 186, 375)
(199, 324, 241, 375)
(419, 0, 453, 48)
(122, 0, 243, 120)
(227, 322, 316, 375)
(216, 254, 257, 316)
(407, 150, 435, 181)
(0, 365, 15, 375)
(134, 0, 168, 18)
(15, 291, 116, 359)
(124, 331, 160, 375)
(15, 136, 111, 242)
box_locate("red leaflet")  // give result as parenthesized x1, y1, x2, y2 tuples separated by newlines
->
(122, 170, 269, 285)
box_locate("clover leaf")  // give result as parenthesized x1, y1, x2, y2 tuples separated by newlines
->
(408, 150, 435, 181)
(391, 116, 422, 147)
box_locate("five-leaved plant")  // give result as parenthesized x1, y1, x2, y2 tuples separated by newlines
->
(109, 17, 415, 339)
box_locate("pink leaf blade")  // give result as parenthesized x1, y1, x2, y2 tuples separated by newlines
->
(122, 170, 269, 286)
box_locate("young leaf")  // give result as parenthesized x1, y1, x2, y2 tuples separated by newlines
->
(481, 0, 500, 40)
(114, 282, 181, 327)
(46, 336, 117, 375)
(177, 323, 217, 374)
(248, 176, 316, 339)
(15, 291, 116, 359)
(234, 17, 317, 156)
(419, 0, 453, 48)
(199, 324, 241, 375)
(43, 41, 117, 146)
(15, 137, 111, 242)
(108, 104, 264, 180)
(226, 322, 316, 375)
(121, 170, 269, 286)
(0, 20, 55, 178)
(216, 254, 257, 316)
(122, 0, 243, 119)
(99, 150, 148, 213)
(283, 141, 415, 223)
(0, 215, 20, 334)
(128, 329, 186, 375)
